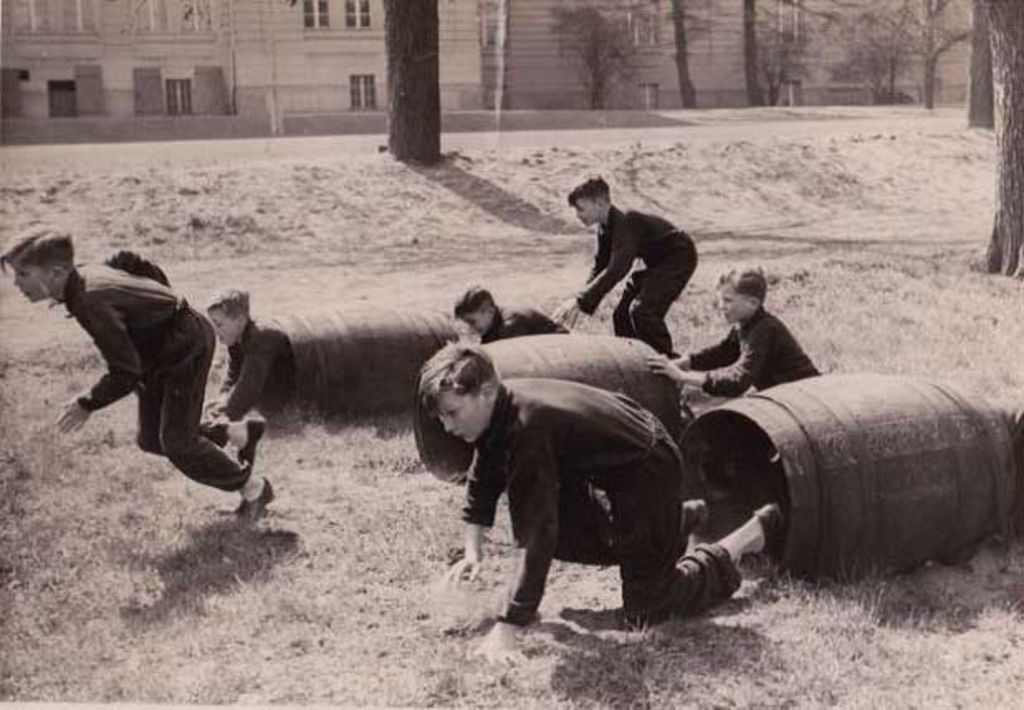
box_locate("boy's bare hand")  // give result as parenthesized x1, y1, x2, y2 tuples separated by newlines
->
(444, 557, 482, 586)
(57, 399, 91, 434)
(471, 622, 523, 665)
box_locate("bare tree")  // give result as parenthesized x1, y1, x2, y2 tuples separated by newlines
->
(917, 0, 971, 109)
(830, 1, 918, 104)
(758, 0, 811, 106)
(743, 0, 766, 106)
(982, 0, 1024, 276)
(670, 0, 698, 108)
(383, 0, 441, 164)
(967, 0, 994, 128)
(551, 4, 636, 110)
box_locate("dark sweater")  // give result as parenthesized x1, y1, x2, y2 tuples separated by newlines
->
(63, 266, 188, 411)
(480, 307, 568, 344)
(464, 379, 683, 626)
(577, 206, 693, 314)
(689, 308, 819, 397)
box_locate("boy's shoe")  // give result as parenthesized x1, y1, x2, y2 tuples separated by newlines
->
(681, 499, 709, 539)
(754, 503, 785, 557)
(236, 478, 275, 522)
(238, 418, 266, 468)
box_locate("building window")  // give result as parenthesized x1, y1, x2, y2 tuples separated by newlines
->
(350, 74, 376, 110)
(345, 0, 369, 28)
(182, 0, 214, 32)
(166, 78, 193, 115)
(628, 0, 660, 47)
(304, 0, 329, 28)
(639, 82, 659, 109)
(778, 0, 803, 42)
(11, 0, 97, 33)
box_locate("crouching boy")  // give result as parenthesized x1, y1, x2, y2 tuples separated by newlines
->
(454, 286, 567, 343)
(553, 177, 698, 356)
(204, 289, 295, 421)
(2, 233, 273, 520)
(651, 266, 818, 397)
(419, 343, 781, 662)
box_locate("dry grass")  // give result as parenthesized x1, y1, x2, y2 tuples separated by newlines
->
(3, 113, 1024, 706)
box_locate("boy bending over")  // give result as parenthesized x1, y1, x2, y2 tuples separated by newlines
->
(553, 177, 698, 357)
(420, 343, 782, 662)
(2, 233, 273, 521)
(204, 289, 295, 421)
(651, 267, 818, 397)
(454, 286, 567, 344)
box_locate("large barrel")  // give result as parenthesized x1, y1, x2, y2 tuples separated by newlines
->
(414, 334, 684, 481)
(271, 308, 458, 417)
(680, 373, 1020, 580)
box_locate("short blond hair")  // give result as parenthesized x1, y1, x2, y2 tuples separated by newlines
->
(419, 343, 499, 415)
(717, 266, 768, 303)
(207, 289, 250, 318)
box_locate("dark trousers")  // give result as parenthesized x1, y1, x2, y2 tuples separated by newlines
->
(613, 239, 698, 356)
(136, 311, 251, 492)
(553, 432, 740, 626)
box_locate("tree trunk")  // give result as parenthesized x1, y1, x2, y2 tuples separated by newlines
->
(743, 0, 764, 106)
(968, 0, 995, 129)
(671, 0, 697, 108)
(923, 55, 937, 109)
(984, 0, 1024, 276)
(384, 0, 440, 164)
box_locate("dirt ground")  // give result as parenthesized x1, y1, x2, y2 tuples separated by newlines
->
(2, 107, 1023, 707)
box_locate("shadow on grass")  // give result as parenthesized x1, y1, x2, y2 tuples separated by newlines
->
(543, 609, 768, 706)
(121, 519, 299, 624)
(262, 409, 413, 441)
(412, 159, 578, 235)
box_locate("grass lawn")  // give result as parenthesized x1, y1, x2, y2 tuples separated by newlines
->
(2, 111, 1023, 706)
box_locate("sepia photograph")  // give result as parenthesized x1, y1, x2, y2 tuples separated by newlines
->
(1, 0, 1023, 706)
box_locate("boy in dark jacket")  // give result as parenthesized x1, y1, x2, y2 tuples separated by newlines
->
(650, 266, 818, 397)
(420, 343, 782, 663)
(204, 289, 296, 421)
(552, 177, 697, 356)
(2, 232, 273, 521)
(453, 287, 567, 344)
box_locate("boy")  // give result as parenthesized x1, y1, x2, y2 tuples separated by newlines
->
(420, 343, 782, 663)
(552, 177, 698, 357)
(453, 286, 567, 343)
(2, 232, 273, 521)
(650, 267, 819, 397)
(204, 289, 296, 421)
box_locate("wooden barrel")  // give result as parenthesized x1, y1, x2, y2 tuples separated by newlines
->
(272, 308, 458, 417)
(414, 334, 684, 482)
(680, 373, 1020, 580)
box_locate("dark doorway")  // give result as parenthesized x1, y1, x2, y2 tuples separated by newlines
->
(48, 80, 77, 117)
(166, 78, 193, 115)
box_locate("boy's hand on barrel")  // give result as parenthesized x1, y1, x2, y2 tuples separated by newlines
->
(647, 354, 684, 383)
(471, 622, 523, 665)
(57, 398, 91, 434)
(551, 299, 582, 330)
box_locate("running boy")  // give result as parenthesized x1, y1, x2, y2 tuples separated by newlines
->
(650, 266, 818, 397)
(453, 286, 567, 343)
(420, 343, 782, 662)
(205, 289, 296, 421)
(2, 233, 273, 520)
(552, 177, 697, 356)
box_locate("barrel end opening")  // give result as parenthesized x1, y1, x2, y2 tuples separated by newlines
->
(683, 411, 791, 560)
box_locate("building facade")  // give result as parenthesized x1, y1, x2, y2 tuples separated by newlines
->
(0, 0, 483, 119)
(478, 0, 969, 111)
